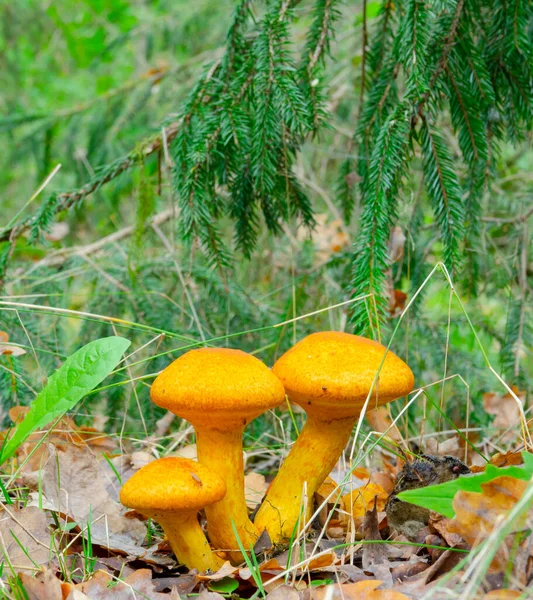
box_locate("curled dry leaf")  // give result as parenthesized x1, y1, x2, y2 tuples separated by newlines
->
(0, 505, 50, 572)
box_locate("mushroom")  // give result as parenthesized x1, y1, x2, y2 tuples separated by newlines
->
(150, 347, 285, 560)
(253, 331, 414, 543)
(120, 457, 225, 572)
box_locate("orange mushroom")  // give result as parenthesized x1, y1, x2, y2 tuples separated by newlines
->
(120, 457, 225, 572)
(253, 331, 414, 543)
(150, 348, 285, 561)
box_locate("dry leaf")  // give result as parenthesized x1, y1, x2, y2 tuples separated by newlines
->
(0, 505, 50, 572)
(197, 591, 225, 600)
(19, 570, 63, 600)
(311, 579, 410, 599)
(483, 389, 526, 440)
(22, 444, 146, 556)
(449, 475, 529, 570)
(245, 472, 268, 509)
(68, 569, 180, 599)
(197, 561, 238, 581)
(489, 451, 525, 468)
(362, 501, 388, 570)
(266, 584, 302, 599)
(424, 437, 462, 458)
(366, 407, 403, 441)
(482, 592, 522, 599)
(341, 483, 388, 526)
(174, 443, 197, 460)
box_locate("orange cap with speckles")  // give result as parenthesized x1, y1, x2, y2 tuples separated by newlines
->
(120, 457, 226, 513)
(272, 331, 414, 420)
(150, 348, 286, 428)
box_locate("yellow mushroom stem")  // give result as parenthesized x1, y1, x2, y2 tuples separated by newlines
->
(254, 414, 356, 542)
(196, 427, 260, 559)
(147, 510, 224, 572)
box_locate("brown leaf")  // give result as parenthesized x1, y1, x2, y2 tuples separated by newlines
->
(362, 501, 388, 570)
(342, 483, 388, 522)
(70, 569, 180, 599)
(489, 451, 525, 468)
(0, 505, 50, 572)
(483, 389, 526, 440)
(449, 475, 529, 570)
(311, 579, 411, 599)
(19, 570, 63, 600)
(197, 591, 225, 600)
(482, 592, 522, 599)
(366, 407, 403, 441)
(245, 472, 268, 509)
(266, 584, 302, 599)
(22, 445, 146, 556)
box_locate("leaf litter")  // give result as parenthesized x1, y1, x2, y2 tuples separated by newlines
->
(1, 409, 532, 599)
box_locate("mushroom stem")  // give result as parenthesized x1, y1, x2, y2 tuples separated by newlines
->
(254, 415, 355, 542)
(153, 511, 224, 572)
(196, 427, 260, 558)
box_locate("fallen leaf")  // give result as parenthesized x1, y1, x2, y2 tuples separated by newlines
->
(311, 579, 410, 599)
(69, 569, 181, 599)
(197, 561, 238, 581)
(22, 444, 146, 556)
(362, 500, 388, 570)
(174, 443, 197, 460)
(482, 592, 522, 599)
(19, 570, 63, 600)
(245, 472, 268, 509)
(197, 591, 225, 600)
(366, 407, 403, 441)
(315, 476, 343, 527)
(266, 584, 302, 599)
(0, 505, 50, 572)
(448, 475, 529, 570)
(341, 483, 388, 529)
(489, 451, 524, 468)
(483, 389, 526, 440)
(424, 437, 462, 458)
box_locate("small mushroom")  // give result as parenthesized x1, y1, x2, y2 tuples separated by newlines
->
(253, 331, 414, 543)
(150, 347, 285, 561)
(120, 457, 225, 572)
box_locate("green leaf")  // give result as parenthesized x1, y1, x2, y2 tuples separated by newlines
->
(398, 453, 533, 518)
(208, 577, 239, 593)
(0, 336, 131, 464)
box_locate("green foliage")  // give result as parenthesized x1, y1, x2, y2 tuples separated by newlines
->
(343, 0, 533, 335)
(0, 336, 131, 464)
(398, 452, 533, 518)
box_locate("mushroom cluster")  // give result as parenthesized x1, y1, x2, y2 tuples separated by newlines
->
(120, 332, 414, 572)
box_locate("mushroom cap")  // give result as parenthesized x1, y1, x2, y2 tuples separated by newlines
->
(272, 331, 414, 420)
(150, 348, 286, 429)
(120, 457, 226, 513)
